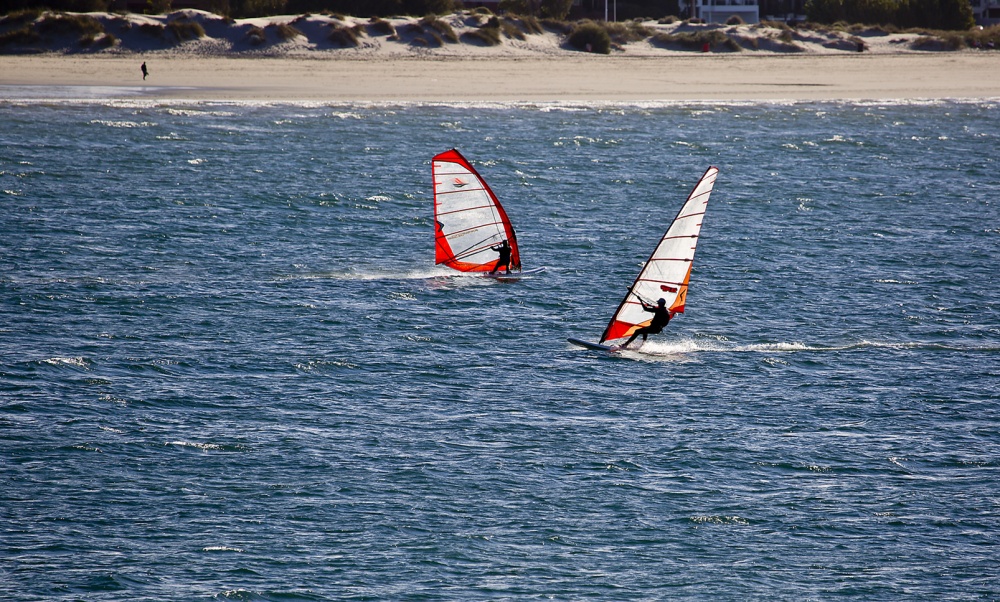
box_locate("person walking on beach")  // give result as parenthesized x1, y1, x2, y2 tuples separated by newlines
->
(141, 62, 149, 80)
(490, 239, 512, 275)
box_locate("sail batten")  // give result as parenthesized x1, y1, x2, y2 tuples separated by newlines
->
(598, 167, 719, 344)
(432, 149, 521, 273)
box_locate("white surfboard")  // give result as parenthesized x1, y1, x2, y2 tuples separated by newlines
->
(483, 267, 546, 279)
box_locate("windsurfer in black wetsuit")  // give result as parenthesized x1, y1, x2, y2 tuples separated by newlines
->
(490, 239, 512, 274)
(618, 297, 673, 349)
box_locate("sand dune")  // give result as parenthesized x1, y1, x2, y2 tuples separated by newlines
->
(2, 10, 999, 101)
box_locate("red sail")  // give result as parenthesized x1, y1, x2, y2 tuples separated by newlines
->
(432, 149, 521, 272)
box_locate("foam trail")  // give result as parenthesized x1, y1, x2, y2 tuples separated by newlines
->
(635, 338, 1000, 356)
(278, 266, 461, 282)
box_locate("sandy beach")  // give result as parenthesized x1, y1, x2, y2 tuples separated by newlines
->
(3, 53, 1000, 102)
(2, 10, 999, 102)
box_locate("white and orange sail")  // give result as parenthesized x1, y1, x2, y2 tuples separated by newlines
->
(599, 166, 719, 345)
(432, 149, 522, 273)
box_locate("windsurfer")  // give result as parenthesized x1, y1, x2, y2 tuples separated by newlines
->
(618, 298, 673, 349)
(490, 239, 512, 274)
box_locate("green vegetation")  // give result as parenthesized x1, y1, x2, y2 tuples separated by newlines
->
(540, 18, 573, 34)
(0, 8, 42, 25)
(278, 0, 458, 19)
(399, 21, 443, 47)
(499, 0, 573, 20)
(3, 0, 109, 13)
(910, 23, 999, 47)
(500, 17, 526, 40)
(368, 17, 394, 36)
(268, 21, 300, 39)
(653, 28, 729, 49)
(804, 0, 974, 30)
(419, 15, 457, 42)
(0, 0, 984, 33)
(147, 0, 172, 14)
(462, 23, 501, 45)
(36, 13, 104, 35)
(80, 31, 115, 47)
(652, 27, 761, 51)
(1, 4, 994, 56)
(603, 19, 653, 43)
(756, 19, 793, 31)
(138, 22, 165, 36)
(459, 14, 539, 45)
(0, 26, 40, 46)
(0, 10, 120, 49)
(166, 18, 205, 40)
(567, 20, 611, 53)
(512, 14, 544, 35)
(245, 24, 265, 43)
(328, 22, 362, 45)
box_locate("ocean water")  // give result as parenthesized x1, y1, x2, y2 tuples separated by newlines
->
(2, 96, 999, 601)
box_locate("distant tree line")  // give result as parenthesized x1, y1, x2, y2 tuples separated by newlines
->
(0, 0, 677, 19)
(281, 0, 457, 17)
(0, 0, 464, 18)
(496, 0, 573, 19)
(804, 0, 974, 29)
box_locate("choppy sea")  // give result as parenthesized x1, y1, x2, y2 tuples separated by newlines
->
(2, 94, 999, 601)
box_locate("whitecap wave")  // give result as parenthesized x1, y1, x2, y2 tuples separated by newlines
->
(39, 356, 91, 368)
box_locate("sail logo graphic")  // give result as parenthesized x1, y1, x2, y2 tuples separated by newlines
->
(452, 178, 469, 188)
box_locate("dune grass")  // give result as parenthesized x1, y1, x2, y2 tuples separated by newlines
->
(80, 31, 115, 48)
(3, 9, 994, 57)
(604, 20, 653, 44)
(0, 26, 40, 46)
(268, 22, 301, 40)
(245, 24, 265, 44)
(462, 24, 501, 45)
(419, 15, 458, 43)
(329, 23, 363, 46)
(166, 19, 205, 41)
(652, 28, 746, 51)
(504, 14, 543, 35)
(368, 17, 394, 36)
(0, 9, 42, 27)
(138, 22, 165, 37)
(36, 13, 104, 36)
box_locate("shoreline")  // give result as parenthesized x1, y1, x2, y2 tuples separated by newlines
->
(3, 53, 1000, 102)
